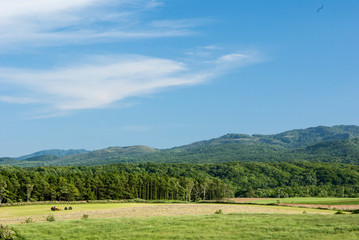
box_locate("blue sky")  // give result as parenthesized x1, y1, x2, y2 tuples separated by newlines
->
(1, 0, 358, 157)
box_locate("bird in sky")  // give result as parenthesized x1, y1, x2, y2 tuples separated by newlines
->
(317, 5, 324, 13)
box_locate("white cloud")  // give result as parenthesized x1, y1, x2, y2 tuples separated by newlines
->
(0, 55, 209, 110)
(217, 53, 250, 63)
(0, 96, 38, 104)
(215, 52, 262, 71)
(0, 52, 261, 113)
(0, 1, 264, 116)
(0, 0, 196, 47)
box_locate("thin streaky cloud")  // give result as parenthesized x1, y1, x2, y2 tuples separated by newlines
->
(0, 52, 260, 114)
(0, 0, 202, 48)
(0, 55, 207, 111)
(217, 53, 251, 63)
(0, 96, 38, 104)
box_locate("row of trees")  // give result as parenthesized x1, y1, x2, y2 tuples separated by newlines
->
(0, 166, 232, 203)
(0, 161, 359, 204)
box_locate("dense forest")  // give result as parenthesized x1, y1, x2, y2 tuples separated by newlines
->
(1, 162, 359, 204)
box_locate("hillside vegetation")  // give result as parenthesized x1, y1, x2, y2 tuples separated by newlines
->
(2, 125, 359, 167)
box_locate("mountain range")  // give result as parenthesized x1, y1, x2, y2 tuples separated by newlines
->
(1, 125, 359, 167)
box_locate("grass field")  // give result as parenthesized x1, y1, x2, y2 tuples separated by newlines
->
(0, 202, 338, 225)
(9, 214, 359, 240)
(242, 197, 359, 205)
(1, 200, 358, 239)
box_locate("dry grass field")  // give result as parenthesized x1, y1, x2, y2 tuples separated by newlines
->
(0, 202, 337, 225)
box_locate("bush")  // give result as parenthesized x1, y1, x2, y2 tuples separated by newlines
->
(351, 209, 359, 214)
(0, 225, 17, 239)
(46, 215, 56, 222)
(24, 218, 33, 223)
(335, 210, 344, 215)
(215, 209, 223, 214)
(82, 214, 89, 220)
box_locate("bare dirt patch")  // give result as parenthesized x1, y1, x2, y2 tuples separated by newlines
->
(0, 203, 335, 225)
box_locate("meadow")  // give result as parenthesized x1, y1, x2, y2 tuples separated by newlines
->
(1, 200, 358, 239)
(9, 214, 359, 240)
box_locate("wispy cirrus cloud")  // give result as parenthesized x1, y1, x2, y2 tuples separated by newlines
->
(0, 55, 208, 111)
(0, 52, 260, 114)
(0, 0, 199, 48)
(0, 1, 263, 117)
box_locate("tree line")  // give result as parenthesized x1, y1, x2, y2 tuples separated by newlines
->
(0, 165, 231, 203)
(0, 162, 359, 204)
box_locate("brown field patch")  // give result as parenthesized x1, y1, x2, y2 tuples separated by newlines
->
(0, 203, 335, 225)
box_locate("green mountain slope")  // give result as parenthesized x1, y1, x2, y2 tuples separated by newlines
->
(261, 125, 359, 148)
(0, 157, 17, 165)
(2, 125, 359, 167)
(17, 149, 89, 160)
(291, 138, 359, 164)
(48, 145, 159, 166)
(175, 125, 359, 150)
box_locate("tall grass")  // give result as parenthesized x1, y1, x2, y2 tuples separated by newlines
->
(12, 214, 359, 240)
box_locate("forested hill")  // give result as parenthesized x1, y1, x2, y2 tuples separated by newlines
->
(2, 125, 359, 167)
(17, 149, 89, 160)
(178, 125, 359, 149)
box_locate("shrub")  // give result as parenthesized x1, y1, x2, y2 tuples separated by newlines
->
(46, 215, 56, 222)
(24, 218, 33, 224)
(335, 210, 344, 215)
(215, 209, 223, 214)
(0, 225, 17, 240)
(82, 214, 89, 220)
(351, 209, 359, 214)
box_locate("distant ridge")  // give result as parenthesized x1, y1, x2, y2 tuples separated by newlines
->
(17, 149, 89, 160)
(181, 125, 359, 149)
(2, 125, 359, 167)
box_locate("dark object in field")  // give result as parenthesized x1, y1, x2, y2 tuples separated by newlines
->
(69, 206, 72, 210)
(51, 206, 61, 211)
(64, 207, 68, 210)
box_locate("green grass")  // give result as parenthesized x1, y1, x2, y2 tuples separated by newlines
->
(11, 214, 359, 240)
(245, 197, 359, 205)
